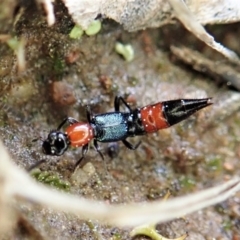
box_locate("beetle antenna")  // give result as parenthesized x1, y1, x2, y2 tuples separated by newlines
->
(32, 136, 44, 142)
(27, 159, 46, 171)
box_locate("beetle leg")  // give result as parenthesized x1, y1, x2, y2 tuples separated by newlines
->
(93, 139, 104, 160)
(114, 96, 132, 112)
(57, 117, 79, 130)
(122, 139, 141, 150)
(73, 144, 89, 171)
(86, 105, 94, 122)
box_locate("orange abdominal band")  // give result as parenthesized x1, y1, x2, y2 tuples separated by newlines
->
(140, 103, 169, 133)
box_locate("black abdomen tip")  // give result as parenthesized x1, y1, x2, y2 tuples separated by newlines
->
(163, 98, 213, 126)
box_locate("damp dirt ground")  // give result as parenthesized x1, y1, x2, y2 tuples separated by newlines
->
(0, 2, 240, 240)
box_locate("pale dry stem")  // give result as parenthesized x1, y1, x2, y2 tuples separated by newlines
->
(0, 139, 239, 234)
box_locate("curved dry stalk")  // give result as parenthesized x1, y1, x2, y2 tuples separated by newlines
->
(0, 140, 239, 230)
(36, 0, 55, 26)
(168, 0, 240, 64)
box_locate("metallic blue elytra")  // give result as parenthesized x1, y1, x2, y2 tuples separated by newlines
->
(91, 112, 130, 142)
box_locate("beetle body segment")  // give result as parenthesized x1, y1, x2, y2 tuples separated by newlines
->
(91, 112, 130, 142)
(162, 98, 211, 126)
(66, 122, 93, 147)
(140, 102, 169, 133)
(140, 98, 212, 133)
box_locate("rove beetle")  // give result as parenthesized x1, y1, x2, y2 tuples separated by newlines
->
(41, 96, 212, 170)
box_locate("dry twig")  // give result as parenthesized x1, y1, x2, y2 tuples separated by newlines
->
(0, 140, 239, 233)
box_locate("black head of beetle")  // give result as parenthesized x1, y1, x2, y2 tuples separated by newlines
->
(42, 130, 69, 156)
